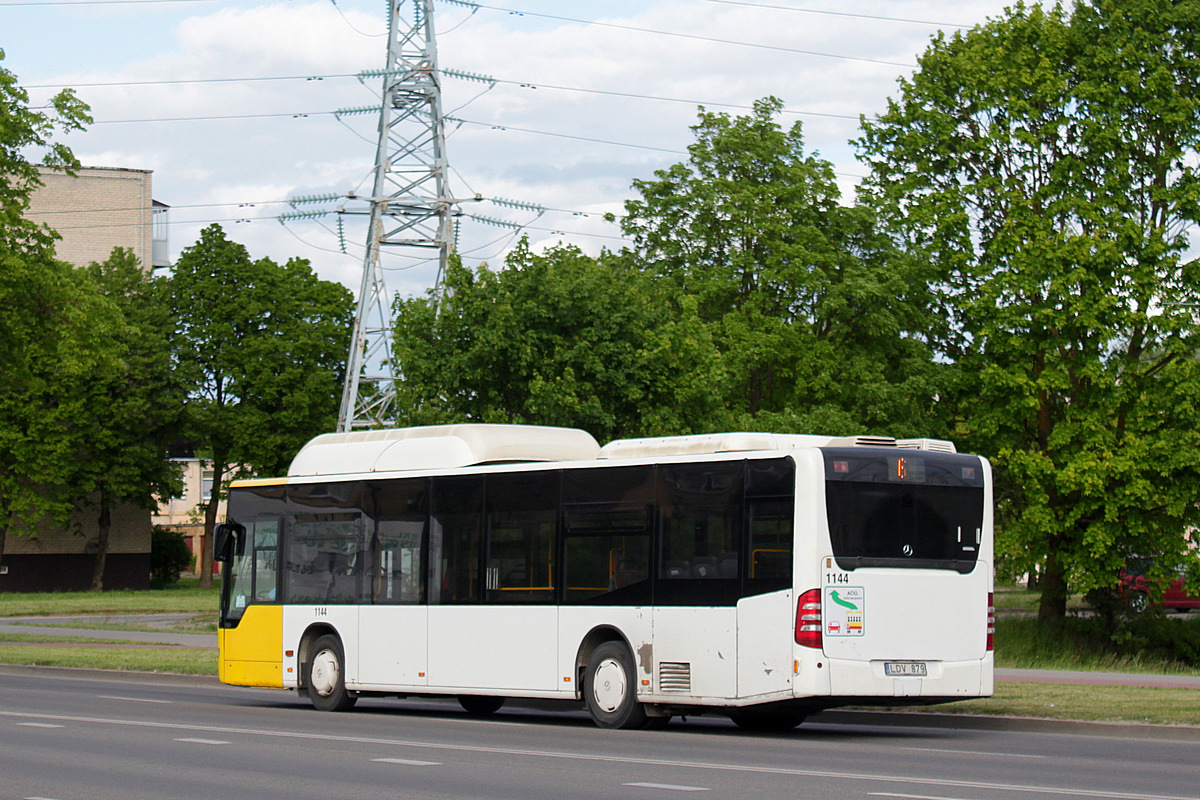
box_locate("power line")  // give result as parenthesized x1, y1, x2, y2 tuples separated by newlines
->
(91, 110, 333, 124)
(26, 74, 357, 90)
(0, 0, 214, 5)
(471, 76, 860, 122)
(30, 69, 861, 122)
(446, 115, 686, 155)
(697, 0, 972, 28)
(462, 1, 914, 68)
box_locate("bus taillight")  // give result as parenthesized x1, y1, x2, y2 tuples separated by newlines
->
(986, 591, 995, 651)
(795, 588, 822, 648)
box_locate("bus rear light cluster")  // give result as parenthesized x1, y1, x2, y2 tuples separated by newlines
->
(987, 591, 995, 651)
(795, 588, 822, 649)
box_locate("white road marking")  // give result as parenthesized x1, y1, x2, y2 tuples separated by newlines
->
(99, 695, 171, 704)
(1, 710, 1195, 800)
(899, 746, 1047, 759)
(371, 757, 441, 766)
(870, 793, 982, 800)
(624, 782, 710, 792)
(174, 737, 230, 745)
(18, 723, 64, 729)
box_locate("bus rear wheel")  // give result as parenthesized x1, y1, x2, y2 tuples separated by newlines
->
(458, 695, 505, 716)
(584, 641, 648, 729)
(305, 634, 357, 712)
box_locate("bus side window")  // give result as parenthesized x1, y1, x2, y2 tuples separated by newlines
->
(747, 498, 791, 591)
(658, 462, 743, 582)
(430, 476, 483, 604)
(368, 478, 428, 604)
(562, 504, 651, 604)
(285, 513, 362, 604)
(252, 518, 280, 601)
(485, 471, 558, 604)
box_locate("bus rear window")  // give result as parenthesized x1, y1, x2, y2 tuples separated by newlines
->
(823, 449, 984, 573)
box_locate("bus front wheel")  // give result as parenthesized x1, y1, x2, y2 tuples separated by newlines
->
(305, 634, 357, 712)
(584, 641, 648, 730)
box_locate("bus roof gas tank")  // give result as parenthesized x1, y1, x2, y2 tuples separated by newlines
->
(288, 424, 601, 477)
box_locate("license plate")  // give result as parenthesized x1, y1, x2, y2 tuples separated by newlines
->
(884, 661, 927, 677)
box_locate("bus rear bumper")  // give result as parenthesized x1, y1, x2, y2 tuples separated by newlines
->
(805, 654, 993, 700)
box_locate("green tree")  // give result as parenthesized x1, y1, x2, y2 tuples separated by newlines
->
(392, 242, 724, 440)
(857, 0, 1200, 623)
(70, 248, 184, 590)
(621, 97, 942, 437)
(167, 224, 354, 587)
(0, 50, 115, 571)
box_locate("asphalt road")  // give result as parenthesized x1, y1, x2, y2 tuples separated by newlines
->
(1, 665, 1197, 800)
(7, 614, 1200, 690)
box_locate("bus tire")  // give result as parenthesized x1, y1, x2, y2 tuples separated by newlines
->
(728, 709, 806, 732)
(458, 695, 505, 716)
(1128, 591, 1149, 613)
(305, 634, 357, 712)
(584, 641, 648, 730)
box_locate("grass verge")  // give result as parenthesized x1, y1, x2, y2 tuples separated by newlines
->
(0, 644, 216, 675)
(0, 633, 169, 645)
(921, 682, 1200, 726)
(997, 615, 1200, 674)
(0, 581, 217, 618)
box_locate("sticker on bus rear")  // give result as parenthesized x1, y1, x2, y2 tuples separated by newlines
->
(824, 586, 865, 636)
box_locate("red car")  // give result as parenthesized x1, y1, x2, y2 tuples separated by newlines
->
(1120, 561, 1200, 613)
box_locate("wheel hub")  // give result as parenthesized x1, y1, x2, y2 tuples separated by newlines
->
(310, 649, 340, 697)
(592, 657, 627, 713)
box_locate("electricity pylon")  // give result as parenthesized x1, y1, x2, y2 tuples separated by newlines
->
(337, 0, 459, 431)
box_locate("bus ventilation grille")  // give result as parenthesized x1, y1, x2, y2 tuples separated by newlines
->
(658, 662, 691, 693)
(853, 436, 897, 448)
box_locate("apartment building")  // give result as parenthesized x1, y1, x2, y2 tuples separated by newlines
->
(152, 459, 226, 570)
(24, 165, 170, 269)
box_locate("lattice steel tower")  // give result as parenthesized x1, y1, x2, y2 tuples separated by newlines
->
(338, 0, 456, 431)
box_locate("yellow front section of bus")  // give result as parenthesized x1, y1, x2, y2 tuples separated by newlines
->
(219, 604, 284, 688)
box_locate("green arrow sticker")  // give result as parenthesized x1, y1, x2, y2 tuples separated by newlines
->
(830, 590, 859, 611)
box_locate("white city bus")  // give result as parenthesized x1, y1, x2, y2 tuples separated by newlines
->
(216, 424, 993, 730)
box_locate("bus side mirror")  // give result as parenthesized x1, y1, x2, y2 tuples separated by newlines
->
(214, 522, 246, 563)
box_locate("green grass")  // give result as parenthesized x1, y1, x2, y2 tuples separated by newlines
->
(996, 614, 1200, 674)
(0, 644, 216, 675)
(922, 682, 1200, 726)
(0, 633, 169, 645)
(992, 582, 1089, 611)
(0, 580, 218, 618)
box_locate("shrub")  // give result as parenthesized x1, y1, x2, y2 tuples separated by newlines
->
(150, 526, 192, 588)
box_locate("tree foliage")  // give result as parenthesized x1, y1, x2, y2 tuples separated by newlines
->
(166, 224, 354, 587)
(0, 50, 113, 569)
(392, 241, 724, 440)
(858, 0, 1200, 621)
(73, 247, 184, 590)
(622, 97, 943, 437)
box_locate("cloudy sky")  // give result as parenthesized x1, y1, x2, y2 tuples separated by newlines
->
(3, 0, 1014, 297)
